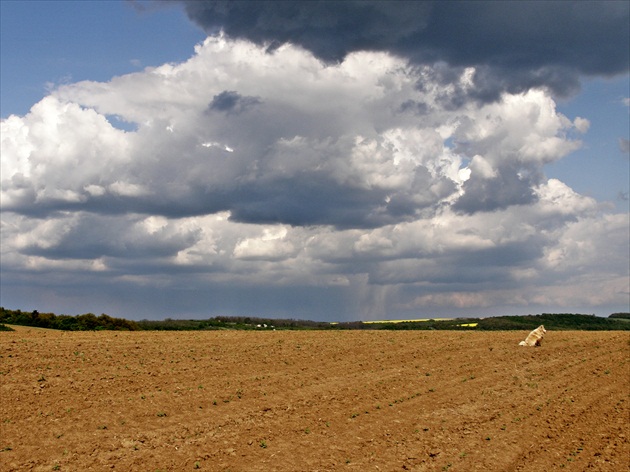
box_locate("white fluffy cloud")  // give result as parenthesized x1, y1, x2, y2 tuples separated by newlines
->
(1, 37, 627, 319)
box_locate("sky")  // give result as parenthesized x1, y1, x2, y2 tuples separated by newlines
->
(1, 0, 628, 321)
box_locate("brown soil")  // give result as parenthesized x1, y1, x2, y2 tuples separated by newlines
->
(1, 328, 628, 471)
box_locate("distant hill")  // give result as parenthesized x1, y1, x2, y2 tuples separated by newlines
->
(474, 313, 630, 331)
(335, 313, 630, 331)
(1, 308, 628, 331)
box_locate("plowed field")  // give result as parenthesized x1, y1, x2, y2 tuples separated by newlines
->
(1, 327, 628, 471)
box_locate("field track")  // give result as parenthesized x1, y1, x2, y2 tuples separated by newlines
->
(1, 328, 628, 471)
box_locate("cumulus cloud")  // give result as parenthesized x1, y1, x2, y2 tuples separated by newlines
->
(175, 0, 629, 101)
(1, 38, 588, 228)
(1, 34, 628, 320)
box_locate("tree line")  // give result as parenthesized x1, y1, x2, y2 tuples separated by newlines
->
(1, 307, 628, 332)
(0, 308, 140, 331)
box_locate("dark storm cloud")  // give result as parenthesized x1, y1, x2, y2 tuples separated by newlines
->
(399, 99, 431, 116)
(21, 214, 201, 260)
(453, 163, 542, 214)
(2, 168, 450, 229)
(367, 234, 546, 286)
(176, 0, 629, 100)
(421, 63, 583, 109)
(208, 90, 262, 113)
(228, 177, 413, 229)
